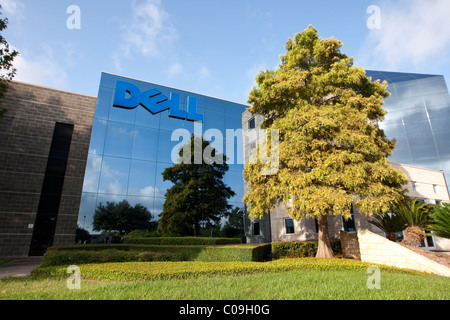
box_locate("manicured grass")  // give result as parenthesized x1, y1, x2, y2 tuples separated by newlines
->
(1, 258, 449, 300)
(1, 266, 448, 300)
(32, 257, 421, 282)
(0, 258, 12, 265)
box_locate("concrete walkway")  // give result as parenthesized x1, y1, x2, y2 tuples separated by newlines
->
(0, 257, 43, 279)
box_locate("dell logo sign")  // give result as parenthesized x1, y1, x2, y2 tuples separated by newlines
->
(113, 81, 203, 122)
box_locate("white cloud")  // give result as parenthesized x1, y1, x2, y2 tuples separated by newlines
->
(198, 65, 210, 80)
(359, 0, 450, 70)
(1, 0, 24, 18)
(114, 0, 177, 67)
(168, 62, 183, 78)
(13, 45, 68, 89)
(138, 185, 164, 199)
(105, 180, 123, 195)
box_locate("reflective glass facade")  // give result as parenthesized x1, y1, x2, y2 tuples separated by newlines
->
(77, 73, 247, 233)
(366, 70, 450, 186)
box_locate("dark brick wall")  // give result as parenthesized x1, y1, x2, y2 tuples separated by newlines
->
(0, 81, 96, 257)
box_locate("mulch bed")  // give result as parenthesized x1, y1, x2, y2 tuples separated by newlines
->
(399, 243, 450, 268)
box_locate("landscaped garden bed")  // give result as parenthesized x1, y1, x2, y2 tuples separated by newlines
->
(32, 257, 421, 282)
(40, 242, 271, 267)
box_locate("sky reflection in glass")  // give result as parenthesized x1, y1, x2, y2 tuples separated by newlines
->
(78, 73, 248, 233)
(367, 71, 450, 190)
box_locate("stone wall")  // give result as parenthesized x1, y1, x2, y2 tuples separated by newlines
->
(357, 229, 450, 277)
(0, 81, 96, 257)
(340, 231, 361, 260)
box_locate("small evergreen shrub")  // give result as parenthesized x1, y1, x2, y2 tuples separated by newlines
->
(41, 243, 270, 266)
(271, 240, 342, 259)
(123, 236, 242, 245)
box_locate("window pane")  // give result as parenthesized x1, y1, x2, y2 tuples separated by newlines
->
(108, 104, 137, 125)
(98, 156, 130, 196)
(380, 122, 406, 140)
(342, 215, 356, 232)
(88, 119, 107, 155)
(424, 93, 450, 108)
(126, 195, 154, 219)
(249, 118, 255, 129)
(77, 192, 97, 234)
(394, 82, 421, 99)
(131, 126, 159, 161)
(103, 122, 134, 158)
(404, 121, 432, 138)
(418, 77, 448, 95)
(135, 106, 161, 129)
(82, 153, 103, 193)
(285, 218, 294, 234)
(401, 108, 428, 124)
(96, 194, 127, 208)
(127, 160, 157, 196)
(200, 96, 225, 112)
(94, 87, 113, 120)
(155, 162, 173, 198)
(159, 110, 186, 131)
(253, 222, 260, 236)
(204, 109, 225, 133)
(410, 144, 439, 161)
(225, 114, 242, 131)
(430, 117, 450, 132)
(157, 130, 182, 164)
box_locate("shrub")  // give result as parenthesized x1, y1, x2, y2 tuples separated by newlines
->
(123, 236, 242, 245)
(194, 244, 271, 262)
(40, 248, 187, 267)
(41, 243, 270, 266)
(271, 240, 342, 259)
(125, 229, 159, 238)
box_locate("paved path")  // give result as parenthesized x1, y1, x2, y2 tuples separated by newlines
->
(0, 257, 43, 279)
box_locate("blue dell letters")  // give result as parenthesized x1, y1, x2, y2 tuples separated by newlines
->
(113, 80, 203, 122)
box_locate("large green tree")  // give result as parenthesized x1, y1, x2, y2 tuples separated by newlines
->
(93, 200, 153, 235)
(0, 6, 19, 118)
(158, 135, 235, 236)
(244, 26, 407, 258)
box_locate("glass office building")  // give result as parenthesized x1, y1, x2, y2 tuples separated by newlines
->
(77, 73, 247, 234)
(365, 71, 450, 186)
(80, 71, 450, 234)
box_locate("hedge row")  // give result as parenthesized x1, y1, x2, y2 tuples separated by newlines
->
(123, 236, 242, 245)
(271, 240, 342, 259)
(41, 244, 271, 267)
(32, 258, 417, 282)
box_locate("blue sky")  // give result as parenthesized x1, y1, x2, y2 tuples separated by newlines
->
(3, 0, 450, 105)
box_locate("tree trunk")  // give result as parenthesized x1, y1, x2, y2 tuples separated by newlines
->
(387, 232, 397, 242)
(402, 226, 425, 247)
(316, 215, 335, 258)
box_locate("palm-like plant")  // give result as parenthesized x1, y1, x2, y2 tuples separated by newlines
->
(430, 203, 450, 239)
(368, 211, 406, 241)
(393, 198, 432, 247)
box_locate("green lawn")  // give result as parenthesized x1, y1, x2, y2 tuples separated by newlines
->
(1, 258, 449, 300)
